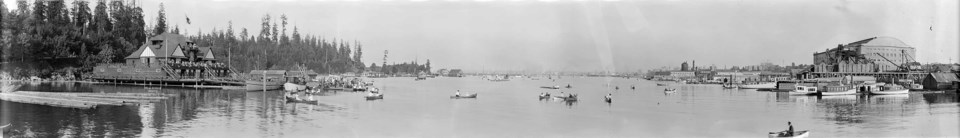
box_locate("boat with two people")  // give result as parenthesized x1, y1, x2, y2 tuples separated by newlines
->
(285, 94, 318, 104)
(552, 93, 578, 101)
(539, 93, 551, 100)
(664, 88, 678, 93)
(603, 93, 612, 103)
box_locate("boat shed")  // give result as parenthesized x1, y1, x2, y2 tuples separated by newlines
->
(922, 73, 959, 90)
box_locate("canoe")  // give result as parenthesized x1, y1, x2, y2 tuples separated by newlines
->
(869, 89, 908, 95)
(451, 93, 478, 99)
(540, 86, 560, 89)
(552, 96, 578, 101)
(819, 89, 857, 96)
(739, 82, 776, 89)
(365, 94, 384, 100)
(768, 130, 809, 138)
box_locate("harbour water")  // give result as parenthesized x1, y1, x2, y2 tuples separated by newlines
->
(1, 77, 958, 137)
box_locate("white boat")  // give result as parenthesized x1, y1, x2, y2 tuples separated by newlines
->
(768, 130, 810, 138)
(739, 82, 776, 89)
(789, 86, 818, 95)
(283, 82, 307, 92)
(869, 89, 908, 95)
(819, 88, 856, 96)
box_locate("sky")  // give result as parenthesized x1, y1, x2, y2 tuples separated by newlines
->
(5, 0, 959, 73)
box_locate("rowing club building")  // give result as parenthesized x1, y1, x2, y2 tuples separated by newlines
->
(91, 33, 232, 85)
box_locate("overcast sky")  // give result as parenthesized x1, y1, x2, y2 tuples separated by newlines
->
(5, 0, 959, 72)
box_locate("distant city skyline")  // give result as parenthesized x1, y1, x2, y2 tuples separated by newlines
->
(5, 0, 957, 72)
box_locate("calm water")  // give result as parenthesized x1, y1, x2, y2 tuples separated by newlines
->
(2, 77, 959, 137)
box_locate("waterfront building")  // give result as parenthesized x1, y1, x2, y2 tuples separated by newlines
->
(922, 73, 960, 90)
(92, 33, 232, 84)
(813, 37, 917, 72)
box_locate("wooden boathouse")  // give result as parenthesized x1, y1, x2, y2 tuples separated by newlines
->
(90, 33, 234, 85)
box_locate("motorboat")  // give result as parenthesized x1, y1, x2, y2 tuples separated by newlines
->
(819, 88, 857, 96)
(789, 85, 818, 96)
(768, 130, 809, 138)
(869, 84, 909, 95)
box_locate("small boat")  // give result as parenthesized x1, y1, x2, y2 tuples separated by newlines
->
(283, 82, 307, 92)
(870, 84, 909, 95)
(819, 88, 857, 96)
(789, 85, 818, 96)
(451, 93, 478, 99)
(603, 97, 612, 103)
(664, 88, 677, 93)
(552, 95, 578, 101)
(768, 130, 810, 138)
(722, 84, 738, 89)
(656, 83, 667, 86)
(631, 86, 635, 90)
(540, 86, 560, 89)
(870, 89, 908, 95)
(539, 93, 551, 99)
(365, 93, 384, 100)
(565, 85, 572, 88)
(285, 96, 318, 103)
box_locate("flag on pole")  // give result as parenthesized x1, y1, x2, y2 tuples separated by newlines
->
(185, 14, 191, 24)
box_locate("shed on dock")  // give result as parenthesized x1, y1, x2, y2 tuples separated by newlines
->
(923, 73, 959, 90)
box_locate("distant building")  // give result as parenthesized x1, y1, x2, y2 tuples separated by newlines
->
(813, 37, 917, 72)
(681, 62, 690, 71)
(447, 69, 463, 77)
(93, 33, 231, 81)
(922, 73, 959, 90)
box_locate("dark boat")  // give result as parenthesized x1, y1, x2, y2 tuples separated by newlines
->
(539, 93, 551, 99)
(450, 93, 478, 99)
(365, 93, 384, 100)
(285, 96, 318, 103)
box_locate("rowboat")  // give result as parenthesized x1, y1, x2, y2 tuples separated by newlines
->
(789, 86, 818, 96)
(285, 96, 318, 103)
(450, 93, 478, 99)
(365, 93, 384, 100)
(540, 86, 560, 89)
(819, 88, 856, 96)
(664, 88, 677, 93)
(552, 95, 578, 101)
(739, 82, 776, 89)
(539, 93, 551, 100)
(656, 83, 667, 86)
(768, 130, 809, 138)
(245, 80, 284, 91)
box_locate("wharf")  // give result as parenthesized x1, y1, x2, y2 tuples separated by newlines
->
(0, 91, 177, 109)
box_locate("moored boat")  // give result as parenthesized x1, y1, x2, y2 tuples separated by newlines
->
(739, 82, 777, 89)
(869, 84, 909, 95)
(819, 88, 856, 96)
(285, 95, 318, 103)
(768, 130, 810, 138)
(283, 82, 307, 92)
(789, 85, 818, 96)
(246, 80, 284, 91)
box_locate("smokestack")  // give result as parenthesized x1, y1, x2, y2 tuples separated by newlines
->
(692, 60, 696, 71)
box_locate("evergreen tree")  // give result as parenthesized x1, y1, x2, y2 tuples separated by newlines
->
(154, 3, 166, 35)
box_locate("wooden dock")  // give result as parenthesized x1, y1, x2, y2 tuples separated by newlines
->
(0, 91, 178, 109)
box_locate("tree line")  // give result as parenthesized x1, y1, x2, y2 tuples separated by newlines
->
(1, 0, 146, 79)
(0, 0, 439, 79)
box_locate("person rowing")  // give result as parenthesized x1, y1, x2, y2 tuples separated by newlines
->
(786, 121, 794, 136)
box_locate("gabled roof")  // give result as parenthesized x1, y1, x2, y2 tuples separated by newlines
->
(125, 45, 159, 59)
(928, 73, 960, 83)
(148, 33, 192, 59)
(198, 47, 216, 60)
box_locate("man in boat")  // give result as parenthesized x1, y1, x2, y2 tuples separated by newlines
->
(786, 121, 794, 136)
(455, 90, 461, 97)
